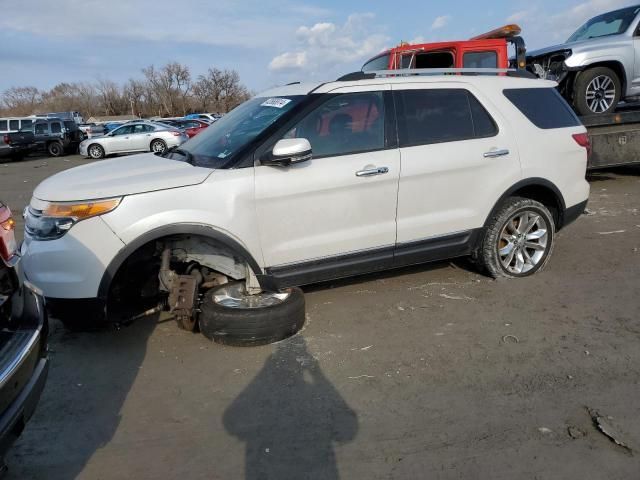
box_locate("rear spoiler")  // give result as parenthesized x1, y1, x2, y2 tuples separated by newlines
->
(471, 24, 527, 69)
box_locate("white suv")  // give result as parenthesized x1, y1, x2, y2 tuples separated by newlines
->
(21, 72, 590, 344)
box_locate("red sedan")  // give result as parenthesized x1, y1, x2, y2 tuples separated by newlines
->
(174, 119, 210, 138)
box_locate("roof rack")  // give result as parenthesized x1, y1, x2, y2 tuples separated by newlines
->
(369, 68, 513, 76)
(336, 68, 538, 82)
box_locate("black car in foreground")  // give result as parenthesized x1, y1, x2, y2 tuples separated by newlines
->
(0, 202, 48, 472)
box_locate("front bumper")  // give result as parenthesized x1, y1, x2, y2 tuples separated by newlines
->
(0, 282, 49, 459)
(21, 216, 125, 299)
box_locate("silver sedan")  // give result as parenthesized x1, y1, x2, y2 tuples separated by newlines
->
(79, 121, 188, 159)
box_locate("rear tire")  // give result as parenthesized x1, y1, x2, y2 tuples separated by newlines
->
(573, 67, 621, 116)
(47, 141, 63, 157)
(475, 197, 555, 278)
(150, 139, 167, 154)
(199, 282, 306, 346)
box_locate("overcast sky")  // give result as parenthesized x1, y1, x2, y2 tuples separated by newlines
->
(0, 0, 635, 94)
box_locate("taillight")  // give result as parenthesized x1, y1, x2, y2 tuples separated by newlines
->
(3, 134, 9, 145)
(171, 131, 181, 137)
(0, 205, 17, 264)
(572, 133, 591, 157)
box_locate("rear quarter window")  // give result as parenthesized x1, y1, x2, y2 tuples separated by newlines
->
(503, 88, 580, 129)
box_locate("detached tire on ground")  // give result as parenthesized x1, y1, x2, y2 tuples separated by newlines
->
(199, 282, 305, 347)
(475, 196, 555, 278)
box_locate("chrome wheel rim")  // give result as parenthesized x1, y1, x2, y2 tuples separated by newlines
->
(152, 141, 165, 153)
(212, 283, 291, 309)
(498, 211, 548, 275)
(89, 145, 102, 158)
(586, 75, 616, 113)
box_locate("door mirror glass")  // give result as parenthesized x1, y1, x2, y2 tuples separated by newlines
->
(264, 138, 312, 166)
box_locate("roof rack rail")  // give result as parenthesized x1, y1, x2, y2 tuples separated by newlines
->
(368, 68, 514, 77)
(336, 71, 376, 81)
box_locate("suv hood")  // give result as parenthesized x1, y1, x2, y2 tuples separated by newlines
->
(34, 153, 213, 202)
(527, 41, 584, 58)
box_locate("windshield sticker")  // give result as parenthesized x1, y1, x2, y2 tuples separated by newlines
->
(261, 98, 292, 109)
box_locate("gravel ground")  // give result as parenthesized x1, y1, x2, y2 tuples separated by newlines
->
(1, 154, 640, 479)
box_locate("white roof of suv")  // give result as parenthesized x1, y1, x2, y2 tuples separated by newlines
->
(260, 75, 558, 98)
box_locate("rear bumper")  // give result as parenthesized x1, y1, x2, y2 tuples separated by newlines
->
(0, 358, 48, 458)
(563, 199, 588, 228)
(0, 283, 49, 458)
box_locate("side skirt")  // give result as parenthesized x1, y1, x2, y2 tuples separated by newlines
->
(266, 229, 482, 289)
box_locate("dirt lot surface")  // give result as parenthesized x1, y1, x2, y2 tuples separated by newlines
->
(1, 154, 640, 479)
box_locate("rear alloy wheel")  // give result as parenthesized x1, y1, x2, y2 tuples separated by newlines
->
(199, 282, 306, 346)
(88, 144, 105, 159)
(574, 66, 621, 116)
(476, 197, 555, 278)
(150, 139, 167, 154)
(47, 141, 63, 157)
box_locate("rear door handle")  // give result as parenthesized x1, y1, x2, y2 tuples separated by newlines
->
(355, 166, 389, 177)
(484, 149, 510, 158)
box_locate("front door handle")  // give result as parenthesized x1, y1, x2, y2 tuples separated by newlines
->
(484, 149, 510, 158)
(355, 166, 389, 177)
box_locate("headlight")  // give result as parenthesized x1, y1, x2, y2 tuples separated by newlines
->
(25, 197, 121, 241)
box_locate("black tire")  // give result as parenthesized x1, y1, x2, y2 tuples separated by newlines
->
(475, 197, 555, 278)
(88, 144, 105, 159)
(47, 141, 63, 157)
(199, 282, 306, 346)
(150, 139, 167, 154)
(573, 66, 621, 116)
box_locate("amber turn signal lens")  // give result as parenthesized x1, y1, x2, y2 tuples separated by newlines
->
(0, 217, 15, 231)
(43, 198, 122, 219)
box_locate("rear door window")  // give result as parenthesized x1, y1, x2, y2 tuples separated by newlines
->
(50, 122, 62, 134)
(35, 122, 48, 134)
(395, 89, 497, 147)
(503, 88, 580, 128)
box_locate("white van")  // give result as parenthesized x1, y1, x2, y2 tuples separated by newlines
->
(0, 117, 35, 134)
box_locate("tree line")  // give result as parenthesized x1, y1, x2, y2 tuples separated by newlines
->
(0, 62, 252, 119)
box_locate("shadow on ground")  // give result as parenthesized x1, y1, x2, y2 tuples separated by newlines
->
(5, 313, 157, 480)
(224, 337, 358, 479)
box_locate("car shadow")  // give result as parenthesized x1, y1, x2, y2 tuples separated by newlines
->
(4, 305, 157, 480)
(223, 337, 358, 479)
(302, 257, 477, 294)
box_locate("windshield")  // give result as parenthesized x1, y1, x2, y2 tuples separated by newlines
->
(170, 95, 304, 168)
(568, 6, 640, 42)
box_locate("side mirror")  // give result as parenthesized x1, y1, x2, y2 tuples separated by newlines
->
(263, 138, 312, 167)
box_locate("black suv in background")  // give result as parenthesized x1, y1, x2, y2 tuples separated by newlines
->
(33, 118, 82, 157)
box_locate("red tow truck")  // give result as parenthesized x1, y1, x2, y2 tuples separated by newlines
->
(362, 25, 640, 170)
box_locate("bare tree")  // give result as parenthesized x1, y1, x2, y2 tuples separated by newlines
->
(2, 86, 42, 115)
(0, 61, 250, 119)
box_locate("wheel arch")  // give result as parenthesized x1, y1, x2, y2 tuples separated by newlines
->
(574, 60, 627, 95)
(484, 178, 567, 231)
(97, 223, 267, 302)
